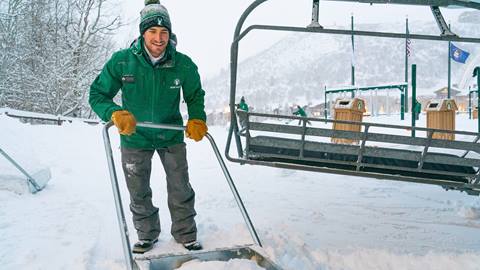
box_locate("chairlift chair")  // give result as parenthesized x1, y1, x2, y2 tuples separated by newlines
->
(226, 0, 480, 196)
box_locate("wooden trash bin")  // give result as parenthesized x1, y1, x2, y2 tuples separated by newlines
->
(473, 106, 478, 119)
(332, 98, 366, 144)
(426, 99, 457, 140)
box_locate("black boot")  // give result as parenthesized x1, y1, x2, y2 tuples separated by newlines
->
(132, 238, 158, 254)
(183, 240, 203, 251)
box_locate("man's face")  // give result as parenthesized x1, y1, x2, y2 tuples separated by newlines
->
(143, 26, 169, 58)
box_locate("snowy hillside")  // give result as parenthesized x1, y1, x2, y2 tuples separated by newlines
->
(1, 112, 480, 270)
(204, 12, 480, 112)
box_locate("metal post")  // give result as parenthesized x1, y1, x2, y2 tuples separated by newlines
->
(400, 87, 405, 120)
(351, 14, 355, 94)
(469, 87, 472, 119)
(448, 41, 452, 98)
(447, 23, 452, 99)
(308, 0, 322, 28)
(411, 64, 417, 138)
(324, 85, 328, 120)
(430, 7, 456, 37)
(478, 73, 480, 134)
(405, 17, 409, 112)
(475, 67, 480, 133)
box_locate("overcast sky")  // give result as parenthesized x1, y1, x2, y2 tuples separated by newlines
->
(117, 0, 468, 79)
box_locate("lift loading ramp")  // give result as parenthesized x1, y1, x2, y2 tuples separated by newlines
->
(102, 122, 283, 270)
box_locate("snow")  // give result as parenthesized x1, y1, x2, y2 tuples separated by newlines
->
(1, 112, 480, 270)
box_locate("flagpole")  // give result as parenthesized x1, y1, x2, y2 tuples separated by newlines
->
(404, 16, 409, 112)
(411, 64, 417, 138)
(351, 13, 355, 98)
(448, 23, 451, 99)
(476, 67, 480, 133)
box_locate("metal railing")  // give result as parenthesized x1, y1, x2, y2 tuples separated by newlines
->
(102, 122, 261, 270)
(233, 110, 480, 195)
(2, 110, 99, 125)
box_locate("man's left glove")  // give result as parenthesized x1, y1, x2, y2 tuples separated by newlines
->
(186, 119, 208, 142)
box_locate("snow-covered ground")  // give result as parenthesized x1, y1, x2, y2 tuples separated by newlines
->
(1, 112, 480, 270)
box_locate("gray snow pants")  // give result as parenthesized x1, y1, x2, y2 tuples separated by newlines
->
(121, 142, 197, 243)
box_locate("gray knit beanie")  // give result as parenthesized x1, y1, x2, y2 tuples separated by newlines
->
(139, 0, 172, 35)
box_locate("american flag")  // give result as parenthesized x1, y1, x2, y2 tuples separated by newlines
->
(406, 38, 411, 57)
(406, 21, 411, 58)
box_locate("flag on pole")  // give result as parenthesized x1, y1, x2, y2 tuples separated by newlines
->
(450, 43, 470, 63)
(406, 37, 412, 57)
(405, 20, 411, 58)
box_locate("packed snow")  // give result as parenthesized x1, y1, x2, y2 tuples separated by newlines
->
(1, 112, 480, 270)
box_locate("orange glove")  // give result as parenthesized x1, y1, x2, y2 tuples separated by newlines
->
(186, 119, 207, 142)
(111, 110, 136, 136)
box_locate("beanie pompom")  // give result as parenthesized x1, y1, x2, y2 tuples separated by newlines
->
(144, 0, 160, 6)
(139, 1, 171, 35)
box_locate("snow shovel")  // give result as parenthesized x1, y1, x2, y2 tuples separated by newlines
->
(103, 121, 283, 270)
(0, 147, 50, 193)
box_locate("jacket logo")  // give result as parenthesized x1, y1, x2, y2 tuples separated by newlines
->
(170, 78, 181, 90)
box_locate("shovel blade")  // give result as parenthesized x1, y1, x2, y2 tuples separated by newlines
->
(27, 168, 51, 193)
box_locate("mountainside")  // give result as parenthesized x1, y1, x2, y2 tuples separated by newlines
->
(204, 12, 480, 112)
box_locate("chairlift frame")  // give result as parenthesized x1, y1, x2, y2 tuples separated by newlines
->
(226, 0, 480, 195)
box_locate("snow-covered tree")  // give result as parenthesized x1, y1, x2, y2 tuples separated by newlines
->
(0, 0, 122, 117)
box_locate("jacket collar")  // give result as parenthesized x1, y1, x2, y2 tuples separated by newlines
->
(131, 36, 175, 68)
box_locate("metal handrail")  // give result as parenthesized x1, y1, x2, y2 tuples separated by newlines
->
(102, 122, 135, 270)
(103, 122, 262, 270)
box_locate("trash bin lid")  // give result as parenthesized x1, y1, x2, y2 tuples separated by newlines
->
(334, 98, 366, 112)
(426, 99, 458, 111)
(335, 99, 352, 108)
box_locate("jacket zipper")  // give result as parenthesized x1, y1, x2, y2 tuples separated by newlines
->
(151, 68, 155, 122)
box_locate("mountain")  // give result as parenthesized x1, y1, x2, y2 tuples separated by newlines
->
(203, 12, 480, 113)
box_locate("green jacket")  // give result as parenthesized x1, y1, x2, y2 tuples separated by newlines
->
(239, 100, 248, 112)
(89, 37, 206, 149)
(293, 107, 307, 117)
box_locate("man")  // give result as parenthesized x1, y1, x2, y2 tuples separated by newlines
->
(89, 0, 206, 253)
(236, 96, 249, 131)
(293, 105, 311, 125)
